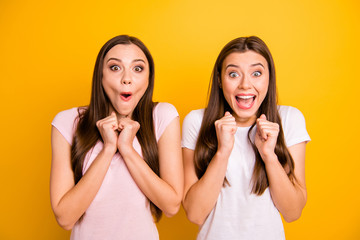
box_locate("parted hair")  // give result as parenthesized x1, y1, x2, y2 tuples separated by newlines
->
(194, 36, 296, 194)
(70, 35, 162, 221)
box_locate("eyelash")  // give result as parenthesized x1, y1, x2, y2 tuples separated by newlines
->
(109, 65, 144, 72)
(228, 71, 262, 78)
(110, 65, 120, 71)
(229, 72, 239, 78)
(252, 71, 261, 77)
(133, 66, 143, 72)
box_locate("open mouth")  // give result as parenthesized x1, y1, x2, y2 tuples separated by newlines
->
(235, 94, 256, 109)
(120, 92, 132, 101)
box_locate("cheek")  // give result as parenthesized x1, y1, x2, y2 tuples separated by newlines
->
(221, 79, 234, 96)
(101, 78, 116, 99)
(256, 78, 269, 96)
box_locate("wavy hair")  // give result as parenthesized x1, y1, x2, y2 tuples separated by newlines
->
(70, 35, 162, 221)
(194, 36, 296, 194)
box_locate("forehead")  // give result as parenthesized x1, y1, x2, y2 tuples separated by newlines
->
(222, 50, 268, 69)
(104, 43, 148, 63)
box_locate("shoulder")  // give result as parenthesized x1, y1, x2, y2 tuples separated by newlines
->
(278, 105, 306, 125)
(154, 102, 178, 116)
(181, 109, 205, 149)
(52, 107, 80, 124)
(277, 105, 310, 147)
(278, 105, 304, 117)
(153, 102, 179, 142)
(183, 108, 205, 125)
(51, 107, 82, 145)
(153, 102, 179, 122)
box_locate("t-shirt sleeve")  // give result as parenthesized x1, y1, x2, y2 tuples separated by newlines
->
(51, 108, 79, 145)
(279, 106, 311, 147)
(153, 102, 179, 142)
(181, 109, 204, 150)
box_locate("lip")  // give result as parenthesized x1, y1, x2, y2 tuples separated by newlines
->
(120, 92, 132, 101)
(235, 93, 256, 110)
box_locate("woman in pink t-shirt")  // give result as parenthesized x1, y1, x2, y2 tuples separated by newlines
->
(50, 35, 183, 239)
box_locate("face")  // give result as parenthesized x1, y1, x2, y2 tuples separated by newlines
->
(221, 50, 269, 126)
(102, 43, 149, 118)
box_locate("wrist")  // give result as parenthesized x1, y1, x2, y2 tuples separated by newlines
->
(118, 144, 136, 157)
(260, 152, 278, 164)
(215, 149, 231, 161)
(102, 143, 117, 156)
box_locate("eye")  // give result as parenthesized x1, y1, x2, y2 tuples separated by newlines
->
(110, 65, 120, 71)
(252, 71, 261, 77)
(134, 66, 143, 72)
(229, 72, 239, 78)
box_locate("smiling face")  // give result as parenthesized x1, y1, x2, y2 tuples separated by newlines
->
(221, 50, 269, 126)
(102, 43, 149, 119)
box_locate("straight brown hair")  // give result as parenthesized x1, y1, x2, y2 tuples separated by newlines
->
(70, 35, 162, 221)
(194, 36, 296, 194)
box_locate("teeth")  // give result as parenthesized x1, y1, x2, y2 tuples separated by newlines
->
(237, 95, 254, 99)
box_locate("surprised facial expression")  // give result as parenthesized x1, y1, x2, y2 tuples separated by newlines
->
(102, 44, 149, 119)
(221, 50, 269, 126)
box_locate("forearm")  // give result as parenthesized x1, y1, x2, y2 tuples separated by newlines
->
(264, 154, 307, 222)
(183, 151, 229, 225)
(52, 147, 114, 229)
(121, 148, 182, 217)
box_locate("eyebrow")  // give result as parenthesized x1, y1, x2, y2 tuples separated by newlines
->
(225, 64, 239, 70)
(250, 63, 265, 69)
(225, 62, 265, 70)
(106, 58, 146, 63)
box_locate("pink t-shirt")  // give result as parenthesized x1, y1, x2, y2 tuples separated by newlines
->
(52, 102, 179, 240)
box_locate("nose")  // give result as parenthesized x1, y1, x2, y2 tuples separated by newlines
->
(238, 74, 251, 90)
(121, 70, 132, 85)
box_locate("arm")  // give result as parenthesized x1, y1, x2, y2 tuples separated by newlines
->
(182, 112, 236, 225)
(117, 117, 183, 217)
(264, 143, 307, 222)
(255, 114, 307, 222)
(50, 113, 118, 230)
(182, 148, 230, 225)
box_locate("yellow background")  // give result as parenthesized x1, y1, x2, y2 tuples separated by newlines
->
(1, 0, 359, 239)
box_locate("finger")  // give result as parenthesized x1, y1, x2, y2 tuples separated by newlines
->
(256, 120, 268, 140)
(230, 125, 237, 134)
(257, 120, 279, 133)
(117, 121, 124, 130)
(220, 114, 236, 122)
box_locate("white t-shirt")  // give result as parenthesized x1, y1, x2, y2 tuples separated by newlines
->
(181, 105, 311, 240)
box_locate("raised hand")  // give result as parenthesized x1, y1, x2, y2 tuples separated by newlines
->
(215, 112, 237, 156)
(254, 114, 279, 161)
(96, 112, 119, 154)
(117, 117, 140, 156)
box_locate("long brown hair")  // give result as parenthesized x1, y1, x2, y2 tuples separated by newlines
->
(70, 35, 162, 221)
(194, 36, 296, 195)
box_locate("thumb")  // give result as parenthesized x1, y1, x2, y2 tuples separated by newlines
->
(224, 111, 231, 116)
(110, 112, 119, 130)
(259, 114, 267, 120)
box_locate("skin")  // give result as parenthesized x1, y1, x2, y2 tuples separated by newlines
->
(183, 50, 307, 225)
(102, 44, 149, 119)
(50, 44, 183, 230)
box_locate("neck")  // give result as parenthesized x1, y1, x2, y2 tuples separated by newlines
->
(234, 115, 256, 127)
(108, 105, 133, 119)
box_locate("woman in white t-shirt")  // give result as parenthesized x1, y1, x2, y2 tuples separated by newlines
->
(182, 36, 310, 239)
